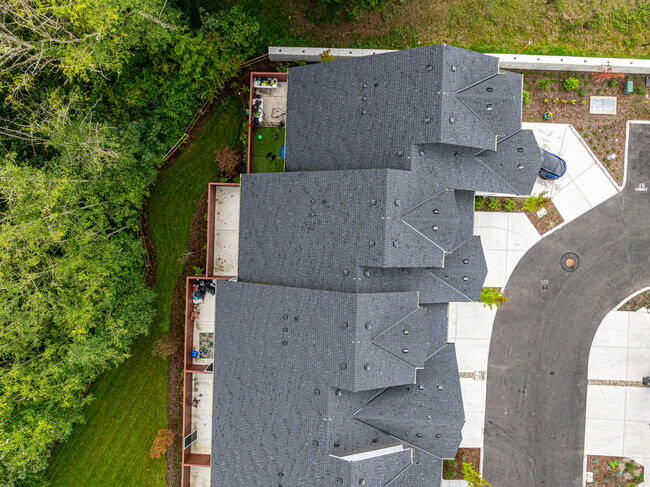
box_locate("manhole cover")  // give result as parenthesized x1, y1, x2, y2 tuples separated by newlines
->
(561, 252, 580, 272)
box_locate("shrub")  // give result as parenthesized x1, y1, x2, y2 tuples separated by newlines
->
(635, 85, 645, 94)
(444, 469, 455, 479)
(608, 80, 618, 87)
(474, 196, 485, 210)
(150, 429, 175, 459)
(538, 78, 552, 90)
(502, 198, 516, 212)
(563, 77, 580, 91)
(486, 197, 501, 211)
(152, 335, 180, 358)
(461, 462, 492, 486)
(215, 146, 241, 176)
(319, 49, 334, 63)
(581, 100, 587, 104)
(578, 88, 587, 96)
(553, 98, 559, 103)
(522, 89, 530, 105)
(522, 192, 551, 213)
(571, 99, 576, 105)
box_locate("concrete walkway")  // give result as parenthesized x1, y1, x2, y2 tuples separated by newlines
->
(482, 123, 650, 486)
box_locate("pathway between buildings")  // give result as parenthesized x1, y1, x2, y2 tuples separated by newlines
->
(483, 123, 650, 487)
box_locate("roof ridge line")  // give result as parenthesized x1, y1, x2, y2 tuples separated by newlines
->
(473, 155, 520, 194)
(423, 269, 473, 302)
(454, 95, 498, 138)
(455, 71, 500, 94)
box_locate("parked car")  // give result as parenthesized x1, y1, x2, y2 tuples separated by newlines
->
(539, 148, 567, 180)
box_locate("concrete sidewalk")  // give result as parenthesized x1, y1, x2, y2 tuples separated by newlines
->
(525, 123, 620, 224)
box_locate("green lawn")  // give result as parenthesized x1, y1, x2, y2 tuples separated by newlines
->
(251, 126, 285, 173)
(46, 97, 243, 486)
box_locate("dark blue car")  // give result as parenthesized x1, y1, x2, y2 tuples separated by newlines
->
(539, 148, 567, 180)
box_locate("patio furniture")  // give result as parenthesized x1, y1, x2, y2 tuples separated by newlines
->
(254, 77, 278, 89)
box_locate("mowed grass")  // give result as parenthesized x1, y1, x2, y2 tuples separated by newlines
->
(46, 97, 243, 487)
(252, 126, 285, 173)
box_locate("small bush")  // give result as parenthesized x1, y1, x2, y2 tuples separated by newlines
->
(538, 78, 552, 90)
(150, 429, 175, 459)
(580, 100, 587, 104)
(522, 89, 530, 105)
(474, 196, 485, 210)
(563, 77, 580, 91)
(215, 146, 241, 177)
(553, 98, 559, 103)
(502, 198, 516, 212)
(578, 88, 587, 96)
(319, 49, 334, 63)
(444, 469, 455, 479)
(522, 192, 550, 213)
(480, 287, 510, 309)
(152, 336, 180, 358)
(635, 85, 645, 94)
(608, 80, 618, 87)
(486, 197, 501, 211)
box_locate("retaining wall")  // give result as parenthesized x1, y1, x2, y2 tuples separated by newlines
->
(268, 46, 650, 74)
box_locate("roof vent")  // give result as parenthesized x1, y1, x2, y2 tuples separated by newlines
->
(311, 199, 316, 204)
(372, 438, 378, 443)
(362, 96, 367, 101)
(418, 384, 424, 390)
(314, 388, 320, 395)
(370, 198, 377, 205)
(365, 323, 372, 330)
(283, 327, 288, 332)
(393, 241, 399, 248)
(436, 434, 442, 438)
(486, 104, 493, 111)
(282, 341, 288, 346)
(334, 441, 340, 447)
(394, 199, 400, 206)
(397, 150, 404, 157)
(283, 315, 288, 320)
(309, 211, 315, 216)
(278, 472, 283, 478)
(416, 433, 423, 438)
(432, 225, 439, 231)
(463, 258, 469, 264)
(449, 117, 455, 124)
(360, 480, 366, 485)
(433, 208, 439, 214)
(362, 84, 367, 88)
(313, 440, 319, 447)
(343, 269, 350, 276)
(451, 65, 457, 72)
(403, 329, 409, 335)
(518, 164, 524, 169)
(340, 363, 347, 370)
(364, 270, 371, 277)
(419, 150, 425, 156)
(487, 87, 493, 92)
(369, 240, 375, 247)
(364, 364, 371, 371)
(454, 152, 459, 158)
(402, 348, 409, 354)
(337, 478, 344, 485)
(424, 117, 431, 123)
(374, 82, 379, 87)
(361, 110, 367, 115)
(462, 276, 469, 281)
(335, 389, 342, 396)
(342, 322, 348, 329)
(426, 65, 433, 71)
(518, 147, 524, 152)
(437, 385, 443, 391)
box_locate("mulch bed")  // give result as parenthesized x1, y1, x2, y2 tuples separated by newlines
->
(586, 455, 644, 486)
(443, 447, 481, 480)
(618, 289, 650, 312)
(475, 195, 564, 235)
(517, 69, 650, 186)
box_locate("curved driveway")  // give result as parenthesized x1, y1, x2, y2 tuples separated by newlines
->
(484, 123, 650, 487)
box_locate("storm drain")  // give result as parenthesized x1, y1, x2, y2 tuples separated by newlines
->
(561, 252, 580, 272)
(541, 279, 550, 292)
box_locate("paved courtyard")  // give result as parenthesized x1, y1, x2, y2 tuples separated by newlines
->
(212, 185, 240, 276)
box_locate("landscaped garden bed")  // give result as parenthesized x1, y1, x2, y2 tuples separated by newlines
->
(618, 289, 650, 312)
(475, 194, 564, 235)
(443, 447, 481, 480)
(586, 455, 644, 486)
(518, 69, 650, 186)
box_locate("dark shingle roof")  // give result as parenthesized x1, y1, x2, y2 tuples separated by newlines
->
(211, 281, 462, 486)
(237, 169, 487, 302)
(284, 44, 542, 195)
(285, 44, 521, 171)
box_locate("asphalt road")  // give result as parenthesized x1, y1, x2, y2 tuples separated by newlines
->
(483, 123, 650, 487)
